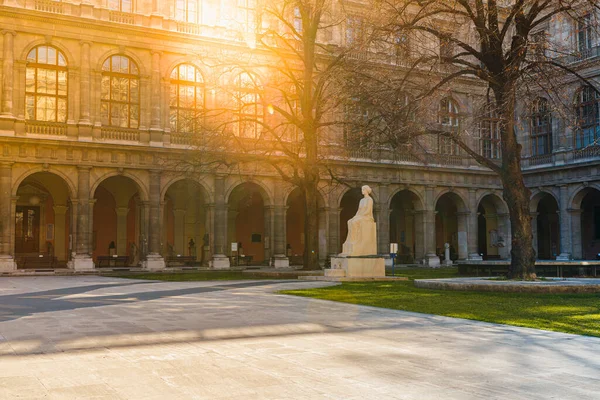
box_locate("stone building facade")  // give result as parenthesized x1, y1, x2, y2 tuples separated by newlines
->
(0, 0, 599, 271)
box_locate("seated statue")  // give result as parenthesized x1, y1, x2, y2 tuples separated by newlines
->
(341, 185, 377, 256)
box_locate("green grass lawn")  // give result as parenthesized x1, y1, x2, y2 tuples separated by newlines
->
(107, 271, 280, 281)
(281, 267, 600, 337)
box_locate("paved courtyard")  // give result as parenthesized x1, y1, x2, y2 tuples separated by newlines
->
(0, 277, 599, 399)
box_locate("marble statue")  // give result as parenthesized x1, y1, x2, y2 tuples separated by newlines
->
(341, 185, 377, 256)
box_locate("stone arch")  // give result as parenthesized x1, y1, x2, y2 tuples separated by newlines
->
(477, 193, 510, 260)
(531, 190, 560, 259)
(95, 49, 147, 76)
(226, 181, 274, 264)
(90, 171, 149, 202)
(389, 188, 426, 262)
(434, 189, 469, 213)
(530, 188, 559, 213)
(435, 191, 469, 261)
(476, 191, 508, 214)
(387, 187, 424, 211)
(569, 184, 600, 260)
(570, 182, 600, 209)
(225, 179, 273, 206)
(161, 175, 213, 204)
(12, 167, 76, 199)
(162, 177, 211, 264)
(282, 186, 327, 208)
(19, 39, 75, 66)
(92, 174, 146, 264)
(14, 171, 75, 265)
(164, 58, 209, 83)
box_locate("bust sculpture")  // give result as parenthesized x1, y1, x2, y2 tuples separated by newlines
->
(341, 185, 377, 256)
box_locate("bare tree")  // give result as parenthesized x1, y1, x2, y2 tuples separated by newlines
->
(180, 0, 360, 270)
(366, 0, 600, 279)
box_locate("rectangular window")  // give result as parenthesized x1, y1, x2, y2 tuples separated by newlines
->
(439, 37, 454, 62)
(577, 14, 593, 58)
(346, 16, 363, 45)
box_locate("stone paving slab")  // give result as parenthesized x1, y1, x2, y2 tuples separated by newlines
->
(415, 277, 600, 293)
(0, 276, 599, 399)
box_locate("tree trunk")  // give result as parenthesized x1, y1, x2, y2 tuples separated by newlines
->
(302, 179, 320, 270)
(501, 171, 537, 279)
(495, 84, 537, 279)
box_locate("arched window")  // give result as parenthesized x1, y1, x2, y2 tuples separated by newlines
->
(438, 97, 460, 127)
(169, 64, 205, 134)
(233, 72, 263, 138)
(438, 97, 460, 155)
(175, 0, 201, 23)
(575, 86, 599, 148)
(101, 55, 140, 128)
(25, 46, 68, 122)
(108, 0, 133, 12)
(478, 104, 501, 159)
(530, 97, 552, 156)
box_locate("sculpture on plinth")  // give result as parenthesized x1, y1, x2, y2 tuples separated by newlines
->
(325, 184, 385, 280)
(341, 185, 377, 256)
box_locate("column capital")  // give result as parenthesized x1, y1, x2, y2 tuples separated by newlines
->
(79, 40, 92, 47)
(1, 30, 16, 37)
(77, 165, 92, 171)
(0, 161, 14, 167)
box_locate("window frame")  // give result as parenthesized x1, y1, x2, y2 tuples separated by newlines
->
(574, 86, 600, 149)
(477, 106, 501, 159)
(100, 55, 140, 129)
(25, 45, 68, 123)
(233, 72, 263, 138)
(530, 97, 553, 156)
(169, 63, 205, 135)
(108, 0, 133, 13)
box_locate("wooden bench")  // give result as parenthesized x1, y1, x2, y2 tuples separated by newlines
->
(166, 255, 196, 267)
(97, 256, 129, 268)
(17, 254, 57, 269)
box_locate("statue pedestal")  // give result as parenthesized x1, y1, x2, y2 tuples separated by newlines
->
(326, 256, 385, 279)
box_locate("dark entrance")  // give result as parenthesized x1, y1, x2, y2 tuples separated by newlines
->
(15, 206, 41, 254)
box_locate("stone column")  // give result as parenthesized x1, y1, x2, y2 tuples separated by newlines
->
(72, 166, 94, 270)
(53, 205, 68, 262)
(264, 205, 274, 264)
(328, 207, 340, 256)
(0, 162, 16, 271)
(413, 210, 425, 261)
(272, 204, 289, 268)
(1, 31, 16, 118)
(531, 212, 539, 258)
(149, 51, 162, 143)
(144, 170, 165, 270)
(556, 185, 572, 260)
(377, 185, 390, 255)
(204, 203, 214, 265)
(467, 189, 483, 260)
(318, 207, 328, 263)
(211, 175, 230, 269)
(115, 207, 129, 255)
(79, 42, 92, 129)
(456, 211, 469, 261)
(173, 208, 186, 255)
(570, 209, 583, 259)
(424, 186, 440, 267)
